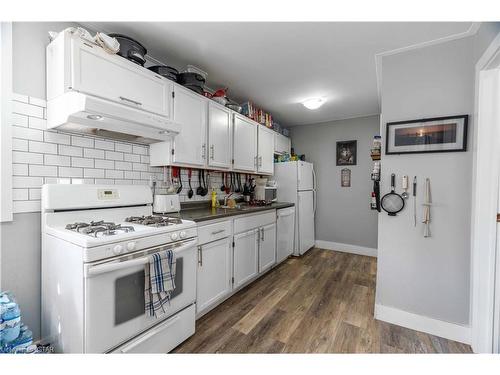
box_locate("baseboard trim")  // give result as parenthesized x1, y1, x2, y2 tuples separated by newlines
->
(374, 303, 472, 345)
(315, 240, 377, 258)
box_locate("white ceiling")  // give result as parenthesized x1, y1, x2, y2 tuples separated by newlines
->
(83, 22, 473, 126)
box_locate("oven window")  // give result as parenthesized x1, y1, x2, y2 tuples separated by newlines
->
(114, 258, 184, 326)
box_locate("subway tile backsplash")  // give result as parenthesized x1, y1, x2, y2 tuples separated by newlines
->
(10, 94, 232, 214)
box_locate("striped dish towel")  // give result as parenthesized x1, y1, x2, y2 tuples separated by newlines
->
(144, 250, 176, 318)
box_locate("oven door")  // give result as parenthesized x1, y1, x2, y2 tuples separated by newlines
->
(83, 238, 197, 353)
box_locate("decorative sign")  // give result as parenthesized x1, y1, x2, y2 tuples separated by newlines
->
(341, 168, 351, 187)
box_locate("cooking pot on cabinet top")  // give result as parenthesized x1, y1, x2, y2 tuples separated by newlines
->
(108, 34, 148, 66)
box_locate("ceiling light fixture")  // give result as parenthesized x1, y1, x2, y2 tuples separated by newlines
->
(302, 97, 326, 110)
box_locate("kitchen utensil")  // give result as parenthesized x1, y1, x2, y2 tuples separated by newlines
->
(422, 178, 431, 237)
(201, 170, 208, 197)
(373, 181, 381, 212)
(221, 172, 226, 192)
(196, 170, 203, 196)
(147, 65, 179, 82)
(229, 172, 234, 192)
(243, 174, 250, 195)
(224, 173, 230, 194)
(187, 169, 194, 199)
(401, 175, 409, 199)
(107, 34, 147, 66)
(235, 173, 241, 193)
(176, 168, 183, 194)
(166, 166, 177, 194)
(413, 176, 417, 227)
(380, 173, 405, 216)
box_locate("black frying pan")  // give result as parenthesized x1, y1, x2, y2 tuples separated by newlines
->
(380, 173, 405, 216)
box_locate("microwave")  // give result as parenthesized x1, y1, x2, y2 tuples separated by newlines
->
(264, 186, 278, 202)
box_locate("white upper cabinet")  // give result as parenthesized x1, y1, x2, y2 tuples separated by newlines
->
(233, 114, 258, 172)
(56, 34, 173, 118)
(171, 85, 208, 167)
(274, 133, 291, 155)
(257, 126, 275, 175)
(207, 102, 232, 169)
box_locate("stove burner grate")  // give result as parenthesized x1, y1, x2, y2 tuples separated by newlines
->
(124, 215, 183, 227)
(65, 221, 135, 237)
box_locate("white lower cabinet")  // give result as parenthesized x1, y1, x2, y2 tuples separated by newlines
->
(258, 223, 276, 273)
(196, 237, 232, 316)
(233, 229, 259, 289)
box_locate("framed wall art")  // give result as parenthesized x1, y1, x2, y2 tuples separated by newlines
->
(336, 140, 357, 166)
(385, 115, 468, 155)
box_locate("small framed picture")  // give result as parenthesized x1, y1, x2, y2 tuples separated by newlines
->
(386, 115, 468, 155)
(341, 168, 351, 187)
(336, 140, 357, 166)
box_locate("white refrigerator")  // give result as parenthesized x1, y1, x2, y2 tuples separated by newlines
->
(274, 161, 316, 256)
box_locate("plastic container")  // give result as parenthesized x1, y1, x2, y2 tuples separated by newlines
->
(4, 324, 33, 353)
(182, 64, 208, 80)
(1, 302, 21, 343)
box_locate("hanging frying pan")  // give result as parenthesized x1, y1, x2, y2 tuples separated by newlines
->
(380, 173, 405, 216)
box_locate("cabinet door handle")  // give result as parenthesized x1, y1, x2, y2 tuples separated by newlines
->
(254, 156, 258, 167)
(201, 144, 206, 159)
(198, 246, 203, 266)
(211, 229, 226, 235)
(258, 156, 262, 167)
(210, 145, 215, 160)
(119, 96, 142, 106)
(261, 228, 265, 241)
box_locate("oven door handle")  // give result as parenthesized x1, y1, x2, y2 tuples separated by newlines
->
(85, 239, 197, 277)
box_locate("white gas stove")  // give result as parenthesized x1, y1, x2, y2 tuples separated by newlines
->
(41, 184, 198, 353)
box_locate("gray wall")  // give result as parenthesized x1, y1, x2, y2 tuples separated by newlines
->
(1, 22, 78, 339)
(377, 34, 478, 326)
(12, 22, 77, 99)
(1, 213, 41, 339)
(290, 115, 379, 249)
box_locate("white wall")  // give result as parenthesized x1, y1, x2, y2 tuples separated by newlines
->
(290, 115, 379, 250)
(376, 37, 474, 326)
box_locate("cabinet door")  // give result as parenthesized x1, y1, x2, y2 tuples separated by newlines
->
(196, 238, 232, 315)
(258, 223, 276, 273)
(207, 102, 232, 169)
(233, 229, 259, 289)
(275, 134, 291, 155)
(71, 39, 172, 118)
(233, 114, 257, 172)
(172, 85, 207, 167)
(257, 126, 274, 175)
(277, 208, 295, 263)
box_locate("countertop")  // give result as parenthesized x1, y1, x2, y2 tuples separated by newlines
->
(175, 201, 295, 223)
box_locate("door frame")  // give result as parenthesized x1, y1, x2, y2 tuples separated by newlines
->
(471, 30, 500, 353)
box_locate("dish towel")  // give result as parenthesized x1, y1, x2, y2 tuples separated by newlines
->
(144, 250, 176, 318)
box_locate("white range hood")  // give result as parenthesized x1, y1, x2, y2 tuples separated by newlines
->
(47, 91, 181, 144)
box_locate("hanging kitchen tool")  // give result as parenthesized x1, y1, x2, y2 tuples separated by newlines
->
(229, 172, 234, 193)
(413, 176, 417, 227)
(196, 169, 204, 196)
(221, 172, 226, 192)
(422, 178, 431, 237)
(373, 181, 381, 212)
(380, 173, 405, 216)
(243, 174, 250, 195)
(166, 166, 176, 194)
(224, 173, 230, 194)
(201, 170, 208, 197)
(176, 168, 183, 194)
(235, 173, 241, 193)
(187, 169, 194, 199)
(401, 175, 409, 199)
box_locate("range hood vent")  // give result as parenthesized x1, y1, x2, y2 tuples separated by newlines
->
(47, 92, 181, 144)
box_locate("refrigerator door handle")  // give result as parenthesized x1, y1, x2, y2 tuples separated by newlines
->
(313, 189, 317, 215)
(312, 167, 317, 191)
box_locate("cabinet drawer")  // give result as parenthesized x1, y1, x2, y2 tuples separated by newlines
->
(198, 220, 232, 245)
(110, 304, 195, 353)
(234, 210, 276, 234)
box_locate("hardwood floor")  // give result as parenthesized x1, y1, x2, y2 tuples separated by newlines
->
(174, 248, 472, 353)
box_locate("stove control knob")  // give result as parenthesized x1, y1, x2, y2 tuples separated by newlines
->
(179, 231, 187, 239)
(126, 242, 136, 251)
(113, 244, 123, 255)
(170, 232, 178, 241)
